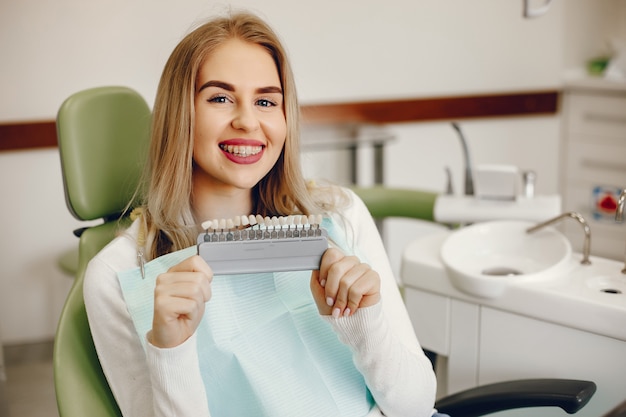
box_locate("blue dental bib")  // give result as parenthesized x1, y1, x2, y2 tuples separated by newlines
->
(118, 218, 374, 416)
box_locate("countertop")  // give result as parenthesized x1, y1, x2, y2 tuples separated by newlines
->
(401, 230, 626, 341)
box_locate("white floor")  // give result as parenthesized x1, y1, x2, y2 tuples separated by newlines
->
(2, 342, 58, 417)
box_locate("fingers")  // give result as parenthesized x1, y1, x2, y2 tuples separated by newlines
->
(154, 280, 211, 316)
(157, 255, 213, 302)
(313, 248, 381, 318)
(150, 255, 213, 348)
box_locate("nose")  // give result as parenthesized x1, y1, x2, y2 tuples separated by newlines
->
(231, 103, 260, 132)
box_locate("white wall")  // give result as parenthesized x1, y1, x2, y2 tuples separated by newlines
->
(1, 0, 565, 121)
(0, 150, 77, 343)
(563, 0, 626, 75)
(0, 0, 622, 344)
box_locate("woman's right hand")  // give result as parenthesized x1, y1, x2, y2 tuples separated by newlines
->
(148, 255, 213, 348)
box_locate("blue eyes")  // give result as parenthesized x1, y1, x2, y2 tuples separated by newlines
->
(207, 95, 277, 107)
(208, 95, 229, 104)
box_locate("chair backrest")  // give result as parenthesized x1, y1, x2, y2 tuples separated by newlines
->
(58, 86, 151, 221)
(54, 86, 151, 417)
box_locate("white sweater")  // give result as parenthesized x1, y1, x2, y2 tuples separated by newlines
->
(84, 188, 437, 417)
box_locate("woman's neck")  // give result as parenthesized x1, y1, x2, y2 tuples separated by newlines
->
(192, 185, 253, 223)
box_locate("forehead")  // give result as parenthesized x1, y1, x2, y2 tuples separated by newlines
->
(198, 38, 280, 85)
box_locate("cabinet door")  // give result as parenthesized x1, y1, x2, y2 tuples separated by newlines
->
(561, 91, 626, 260)
(567, 93, 626, 141)
(479, 307, 626, 417)
(404, 289, 451, 355)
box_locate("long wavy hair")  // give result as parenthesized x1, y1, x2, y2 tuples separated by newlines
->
(141, 11, 338, 259)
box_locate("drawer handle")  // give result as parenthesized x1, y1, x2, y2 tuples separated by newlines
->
(585, 113, 626, 125)
(580, 158, 626, 173)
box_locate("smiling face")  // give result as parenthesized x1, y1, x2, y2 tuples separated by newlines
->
(192, 38, 286, 196)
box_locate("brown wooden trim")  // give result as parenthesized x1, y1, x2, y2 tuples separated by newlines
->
(0, 90, 559, 152)
(0, 121, 57, 151)
(301, 90, 559, 124)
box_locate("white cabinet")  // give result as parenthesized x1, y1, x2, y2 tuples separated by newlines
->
(479, 308, 626, 417)
(405, 287, 626, 417)
(560, 81, 626, 260)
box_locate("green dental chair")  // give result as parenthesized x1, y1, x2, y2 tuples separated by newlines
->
(54, 86, 150, 417)
(53, 86, 596, 417)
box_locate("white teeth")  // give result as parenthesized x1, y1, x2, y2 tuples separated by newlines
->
(201, 214, 324, 233)
(221, 144, 263, 157)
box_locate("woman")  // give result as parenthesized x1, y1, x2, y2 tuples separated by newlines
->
(84, 10, 437, 417)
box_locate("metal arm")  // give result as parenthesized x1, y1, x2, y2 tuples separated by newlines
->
(527, 212, 591, 265)
(451, 122, 474, 196)
(616, 189, 626, 274)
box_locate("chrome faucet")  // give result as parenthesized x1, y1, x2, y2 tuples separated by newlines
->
(616, 189, 626, 274)
(527, 212, 591, 265)
(617, 189, 626, 222)
(451, 123, 474, 196)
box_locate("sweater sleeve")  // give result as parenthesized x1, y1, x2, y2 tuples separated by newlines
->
(322, 188, 437, 417)
(145, 333, 210, 416)
(83, 227, 210, 417)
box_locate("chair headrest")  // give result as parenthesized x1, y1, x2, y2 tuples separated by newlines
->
(57, 86, 151, 221)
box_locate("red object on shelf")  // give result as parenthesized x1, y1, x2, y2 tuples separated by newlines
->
(598, 193, 617, 213)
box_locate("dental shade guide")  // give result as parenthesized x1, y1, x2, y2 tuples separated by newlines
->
(197, 214, 328, 275)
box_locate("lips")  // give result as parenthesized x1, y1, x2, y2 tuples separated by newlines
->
(219, 139, 265, 164)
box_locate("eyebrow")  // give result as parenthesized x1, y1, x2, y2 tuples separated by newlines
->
(197, 80, 283, 95)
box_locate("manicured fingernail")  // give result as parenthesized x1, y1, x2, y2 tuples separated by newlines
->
(326, 297, 334, 307)
(320, 279, 326, 287)
(332, 308, 341, 318)
(343, 308, 351, 317)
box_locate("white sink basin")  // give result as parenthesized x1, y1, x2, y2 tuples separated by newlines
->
(440, 220, 572, 298)
(585, 274, 626, 295)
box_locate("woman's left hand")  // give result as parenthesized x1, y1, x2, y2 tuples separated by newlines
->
(310, 247, 381, 318)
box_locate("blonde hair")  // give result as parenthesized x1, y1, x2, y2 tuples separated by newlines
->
(142, 11, 339, 259)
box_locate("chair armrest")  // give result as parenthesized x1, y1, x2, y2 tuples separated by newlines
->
(350, 186, 438, 221)
(435, 379, 596, 417)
